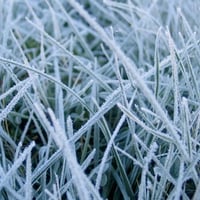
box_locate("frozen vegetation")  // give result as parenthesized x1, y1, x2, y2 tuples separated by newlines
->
(0, 0, 200, 199)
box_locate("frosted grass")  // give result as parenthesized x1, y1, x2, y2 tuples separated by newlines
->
(67, 0, 189, 160)
(35, 103, 102, 200)
(0, 142, 35, 190)
(0, 0, 200, 199)
(0, 77, 34, 122)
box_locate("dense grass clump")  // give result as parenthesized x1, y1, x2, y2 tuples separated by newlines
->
(0, 0, 200, 199)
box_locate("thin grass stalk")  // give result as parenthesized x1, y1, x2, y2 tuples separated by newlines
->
(138, 142, 158, 200)
(166, 29, 180, 124)
(182, 97, 192, 160)
(25, 152, 32, 200)
(174, 159, 184, 200)
(154, 28, 162, 99)
(95, 113, 126, 190)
